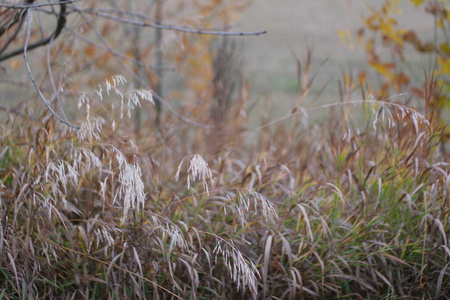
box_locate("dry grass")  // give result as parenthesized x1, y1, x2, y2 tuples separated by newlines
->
(0, 68, 448, 300)
(0, 0, 448, 298)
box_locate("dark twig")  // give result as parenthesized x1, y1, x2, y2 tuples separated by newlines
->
(0, 9, 27, 54)
(0, 0, 34, 36)
(0, 2, 67, 62)
(0, 0, 79, 9)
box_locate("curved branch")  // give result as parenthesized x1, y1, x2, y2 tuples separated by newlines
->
(23, 9, 79, 129)
(0, 3, 67, 62)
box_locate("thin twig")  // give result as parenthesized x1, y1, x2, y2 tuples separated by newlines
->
(82, 7, 236, 32)
(0, 0, 79, 8)
(23, 9, 79, 129)
(77, 7, 267, 36)
(249, 96, 428, 132)
(0, 2, 68, 61)
(0, 8, 26, 54)
(0, 0, 34, 31)
(47, 30, 70, 122)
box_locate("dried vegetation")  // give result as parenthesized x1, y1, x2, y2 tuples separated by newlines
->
(0, 1, 449, 298)
(0, 66, 448, 299)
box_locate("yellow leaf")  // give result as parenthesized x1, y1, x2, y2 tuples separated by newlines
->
(337, 29, 354, 49)
(440, 43, 450, 54)
(409, 0, 425, 7)
(370, 62, 395, 80)
(437, 57, 450, 76)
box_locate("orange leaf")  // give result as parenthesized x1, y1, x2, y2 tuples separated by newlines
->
(8, 59, 22, 70)
(85, 44, 96, 57)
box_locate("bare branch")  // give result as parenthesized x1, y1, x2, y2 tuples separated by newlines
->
(0, 0, 33, 37)
(0, 2, 67, 62)
(83, 7, 236, 32)
(0, 0, 78, 9)
(0, 9, 26, 54)
(23, 9, 79, 129)
(76, 7, 267, 36)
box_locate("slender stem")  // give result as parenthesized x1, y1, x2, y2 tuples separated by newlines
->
(78, 8, 267, 36)
(23, 9, 79, 129)
(250, 97, 429, 132)
(0, 0, 79, 9)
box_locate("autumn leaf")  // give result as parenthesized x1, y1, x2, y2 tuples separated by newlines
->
(8, 58, 22, 70)
(409, 0, 425, 7)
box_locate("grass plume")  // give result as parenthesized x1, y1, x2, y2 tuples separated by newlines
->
(0, 71, 448, 300)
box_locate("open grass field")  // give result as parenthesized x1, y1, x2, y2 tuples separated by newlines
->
(239, 0, 437, 118)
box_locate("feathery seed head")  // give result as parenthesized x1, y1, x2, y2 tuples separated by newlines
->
(175, 154, 213, 195)
(77, 117, 105, 142)
(213, 238, 259, 294)
(116, 163, 146, 220)
(235, 190, 279, 225)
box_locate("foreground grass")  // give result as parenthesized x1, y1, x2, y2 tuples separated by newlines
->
(0, 82, 448, 299)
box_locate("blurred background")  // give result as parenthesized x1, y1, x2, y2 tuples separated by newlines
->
(238, 0, 436, 119)
(0, 0, 444, 127)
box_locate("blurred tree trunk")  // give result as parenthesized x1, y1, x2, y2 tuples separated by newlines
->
(155, 0, 164, 126)
(131, 7, 143, 135)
